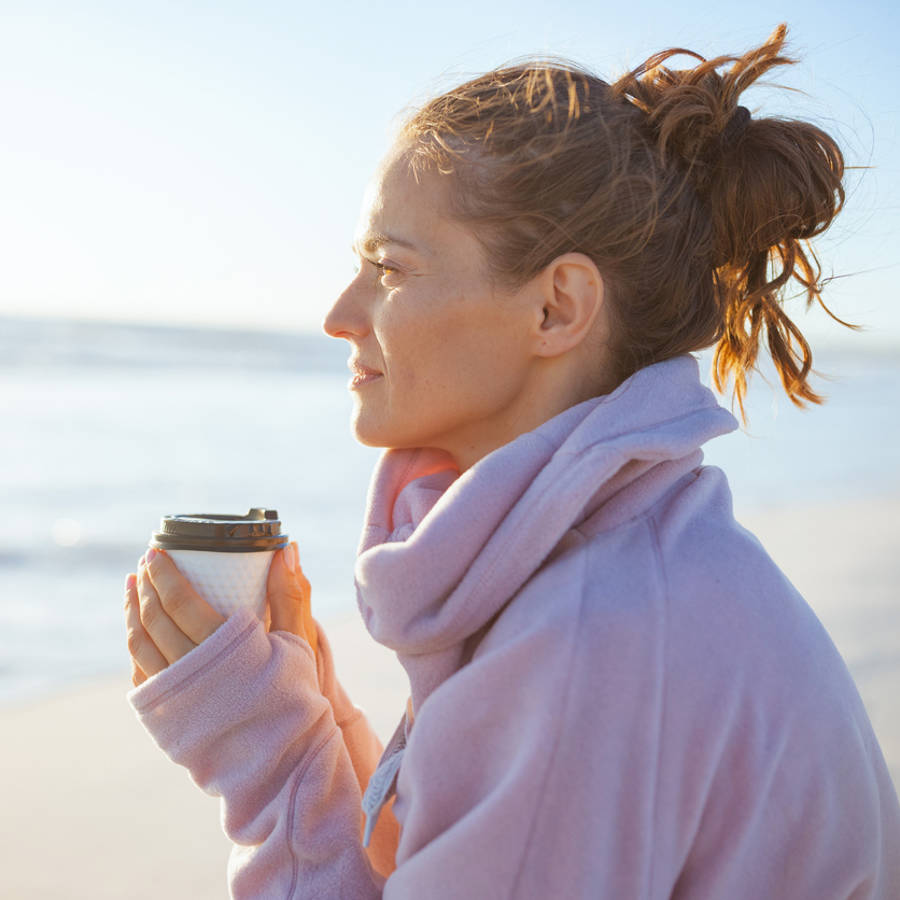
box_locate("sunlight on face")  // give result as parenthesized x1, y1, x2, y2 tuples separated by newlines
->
(322, 147, 542, 470)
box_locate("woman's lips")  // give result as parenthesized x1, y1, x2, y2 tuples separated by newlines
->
(348, 360, 383, 390)
(350, 371, 383, 389)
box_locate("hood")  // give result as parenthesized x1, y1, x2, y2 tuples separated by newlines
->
(354, 354, 738, 711)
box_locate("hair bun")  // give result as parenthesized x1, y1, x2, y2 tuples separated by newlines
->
(721, 105, 751, 145)
(613, 25, 791, 188)
(612, 24, 852, 417)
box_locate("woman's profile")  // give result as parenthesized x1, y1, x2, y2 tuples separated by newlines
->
(123, 25, 900, 898)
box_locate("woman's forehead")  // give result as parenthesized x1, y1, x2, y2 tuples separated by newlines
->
(354, 158, 451, 257)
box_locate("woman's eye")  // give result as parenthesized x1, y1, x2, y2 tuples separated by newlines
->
(352, 256, 401, 282)
(373, 260, 401, 281)
(375, 261, 396, 275)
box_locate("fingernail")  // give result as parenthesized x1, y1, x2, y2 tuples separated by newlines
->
(138, 554, 146, 569)
(125, 573, 136, 591)
(283, 543, 296, 573)
(146, 547, 158, 564)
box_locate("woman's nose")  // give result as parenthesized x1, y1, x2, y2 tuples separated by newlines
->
(322, 273, 371, 340)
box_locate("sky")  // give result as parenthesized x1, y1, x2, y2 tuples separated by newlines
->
(1, 0, 898, 346)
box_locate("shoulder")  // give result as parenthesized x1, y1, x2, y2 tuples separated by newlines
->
(480, 462, 875, 757)
(649, 466, 856, 711)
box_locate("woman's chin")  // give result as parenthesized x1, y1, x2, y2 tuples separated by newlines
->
(353, 431, 389, 449)
(351, 416, 433, 452)
(350, 413, 395, 449)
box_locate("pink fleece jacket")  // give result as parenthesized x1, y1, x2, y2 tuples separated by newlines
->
(129, 354, 900, 898)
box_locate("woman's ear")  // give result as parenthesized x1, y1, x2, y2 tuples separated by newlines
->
(532, 252, 606, 358)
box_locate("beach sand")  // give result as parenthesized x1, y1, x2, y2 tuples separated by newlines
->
(2, 495, 897, 898)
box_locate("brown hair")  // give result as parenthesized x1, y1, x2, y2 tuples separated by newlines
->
(399, 24, 855, 419)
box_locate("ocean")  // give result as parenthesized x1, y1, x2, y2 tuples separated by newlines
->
(1, 314, 898, 706)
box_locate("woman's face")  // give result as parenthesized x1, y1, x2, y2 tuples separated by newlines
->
(323, 148, 542, 470)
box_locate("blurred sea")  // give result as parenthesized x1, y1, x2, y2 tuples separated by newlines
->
(1, 314, 899, 706)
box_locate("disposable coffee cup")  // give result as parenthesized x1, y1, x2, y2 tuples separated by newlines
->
(149, 508, 288, 620)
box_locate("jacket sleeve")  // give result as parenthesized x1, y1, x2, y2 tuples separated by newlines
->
(128, 608, 384, 899)
(316, 620, 382, 788)
(313, 618, 401, 879)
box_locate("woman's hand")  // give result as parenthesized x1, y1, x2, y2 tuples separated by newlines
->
(124, 548, 226, 687)
(124, 542, 317, 687)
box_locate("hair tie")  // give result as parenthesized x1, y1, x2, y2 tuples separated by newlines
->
(722, 105, 751, 144)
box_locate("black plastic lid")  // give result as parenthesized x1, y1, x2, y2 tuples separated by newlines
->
(150, 508, 288, 552)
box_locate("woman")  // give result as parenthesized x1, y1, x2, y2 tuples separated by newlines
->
(124, 26, 900, 898)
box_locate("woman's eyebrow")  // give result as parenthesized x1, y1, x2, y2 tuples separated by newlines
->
(353, 232, 424, 255)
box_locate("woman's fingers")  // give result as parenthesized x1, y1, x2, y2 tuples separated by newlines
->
(267, 542, 318, 657)
(125, 572, 168, 681)
(131, 660, 148, 687)
(124, 548, 226, 682)
(138, 555, 197, 665)
(143, 549, 225, 647)
(268, 544, 302, 633)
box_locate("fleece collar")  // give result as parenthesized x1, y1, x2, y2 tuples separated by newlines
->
(354, 354, 738, 711)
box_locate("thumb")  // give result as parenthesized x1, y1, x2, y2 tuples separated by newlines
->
(267, 543, 317, 656)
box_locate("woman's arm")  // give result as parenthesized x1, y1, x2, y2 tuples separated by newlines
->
(259, 543, 401, 876)
(126, 548, 391, 896)
(129, 607, 385, 898)
(313, 618, 400, 879)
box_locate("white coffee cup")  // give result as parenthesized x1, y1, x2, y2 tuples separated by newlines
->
(149, 508, 288, 619)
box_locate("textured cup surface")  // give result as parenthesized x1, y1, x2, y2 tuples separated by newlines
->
(166, 549, 275, 619)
